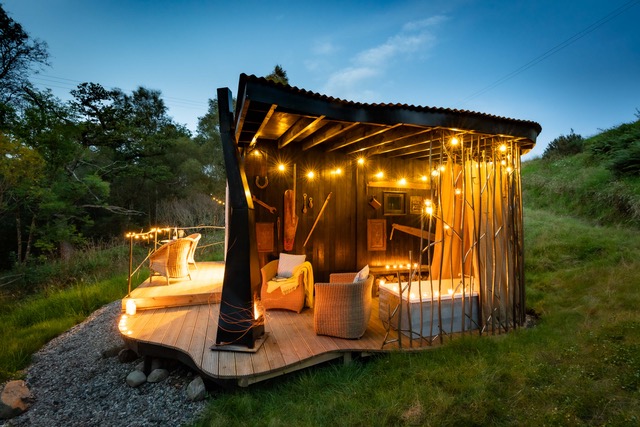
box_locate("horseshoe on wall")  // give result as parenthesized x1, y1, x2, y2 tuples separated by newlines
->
(255, 175, 269, 189)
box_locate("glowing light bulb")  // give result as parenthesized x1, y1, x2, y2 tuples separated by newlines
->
(307, 171, 315, 179)
(375, 171, 384, 179)
(451, 137, 459, 146)
(398, 177, 407, 185)
(357, 157, 365, 165)
(499, 144, 507, 152)
(278, 163, 285, 172)
(421, 175, 428, 182)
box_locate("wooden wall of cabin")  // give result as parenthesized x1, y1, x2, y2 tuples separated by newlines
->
(244, 141, 434, 282)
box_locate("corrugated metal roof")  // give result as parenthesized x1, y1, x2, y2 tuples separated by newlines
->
(231, 73, 541, 156)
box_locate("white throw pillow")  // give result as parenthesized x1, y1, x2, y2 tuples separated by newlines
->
(277, 253, 306, 278)
(353, 265, 369, 283)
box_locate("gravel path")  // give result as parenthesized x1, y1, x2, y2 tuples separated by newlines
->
(1, 301, 208, 427)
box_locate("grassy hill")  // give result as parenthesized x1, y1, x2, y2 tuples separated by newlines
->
(522, 119, 640, 228)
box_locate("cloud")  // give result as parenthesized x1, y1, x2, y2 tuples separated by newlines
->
(313, 40, 337, 56)
(402, 15, 447, 32)
(321, 14, 447, 100)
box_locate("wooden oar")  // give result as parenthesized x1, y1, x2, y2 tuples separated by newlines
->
(390, 223, 436, 241)
(303, 192, 332, 247)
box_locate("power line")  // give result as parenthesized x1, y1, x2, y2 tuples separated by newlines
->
(460, 0, 640, 104)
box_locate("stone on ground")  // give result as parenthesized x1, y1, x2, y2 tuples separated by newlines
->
(0, 380, 33, 419)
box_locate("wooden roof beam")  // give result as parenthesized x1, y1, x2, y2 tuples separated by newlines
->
(278, 115, 325, 149)
(326, 123, 401, 152)
(346, 126, 434, 156)
(250, 104, 277, 146)
(301, 121, 359, 151)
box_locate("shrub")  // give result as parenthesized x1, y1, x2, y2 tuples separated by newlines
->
(589, 119, 640, 177)
(543, 130, 584, 159)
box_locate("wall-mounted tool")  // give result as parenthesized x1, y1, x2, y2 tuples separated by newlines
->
(252, 195, 277, 214)
(303, 193, 308, 213)
(303, 192, 332, 247)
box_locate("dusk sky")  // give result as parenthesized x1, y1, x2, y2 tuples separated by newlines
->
(4, 0, 640, 159)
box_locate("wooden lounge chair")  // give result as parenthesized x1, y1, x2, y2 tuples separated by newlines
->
(260, 259, 307, 313)
(149, 237, 193, 284)
(314, 273, 373, 339)
(185, 233, 201, 269)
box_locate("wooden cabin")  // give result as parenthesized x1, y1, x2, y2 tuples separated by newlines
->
(120, 74, 541, 386)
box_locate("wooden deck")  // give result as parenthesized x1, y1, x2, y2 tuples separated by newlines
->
(122, 261, 225, 311)
(120, 298, 441, 387)
(119, 262, 451, 387)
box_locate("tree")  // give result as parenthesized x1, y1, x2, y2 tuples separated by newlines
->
(265, 65, 289, 85)
(0, 4, 49, 106)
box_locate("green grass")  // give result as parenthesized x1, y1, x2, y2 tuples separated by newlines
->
(192, 209, 640, 426)
(0, 272, 146, 383)
(0, 232, 225, 384)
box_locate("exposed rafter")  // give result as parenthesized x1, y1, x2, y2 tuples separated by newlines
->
(251, 104, 277, 146)
(278, 115, 325, 149)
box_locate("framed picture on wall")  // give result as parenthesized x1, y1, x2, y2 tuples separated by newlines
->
(409, 196, 424, 214)
(367, 219, 387, 251)
(383, 191, 406, 215)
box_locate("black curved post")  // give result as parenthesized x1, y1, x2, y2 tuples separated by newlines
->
(215, 87, 264, 348)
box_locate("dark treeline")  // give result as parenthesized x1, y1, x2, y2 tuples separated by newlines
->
(0, 5, 227, 269)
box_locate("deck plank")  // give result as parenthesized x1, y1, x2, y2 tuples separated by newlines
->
(186, 305, 211, 363)
(135, 309, 167, 342)
(153, 306, 187, 346)
(160, 307, 191, 347)
(263, 310, 299, 368)
(173, 304, 204, 358)
(217, 348, 237, 379)
(200, 304, 220, 375)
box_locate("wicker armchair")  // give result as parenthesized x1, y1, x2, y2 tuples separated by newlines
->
(149, 237, 194, 284)
(185, 233, 201, 269)
(314, 273, 374, 339)
(260, 259, 306, 313)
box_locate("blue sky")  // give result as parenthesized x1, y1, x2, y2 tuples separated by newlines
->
(4, 0, 640, 159)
